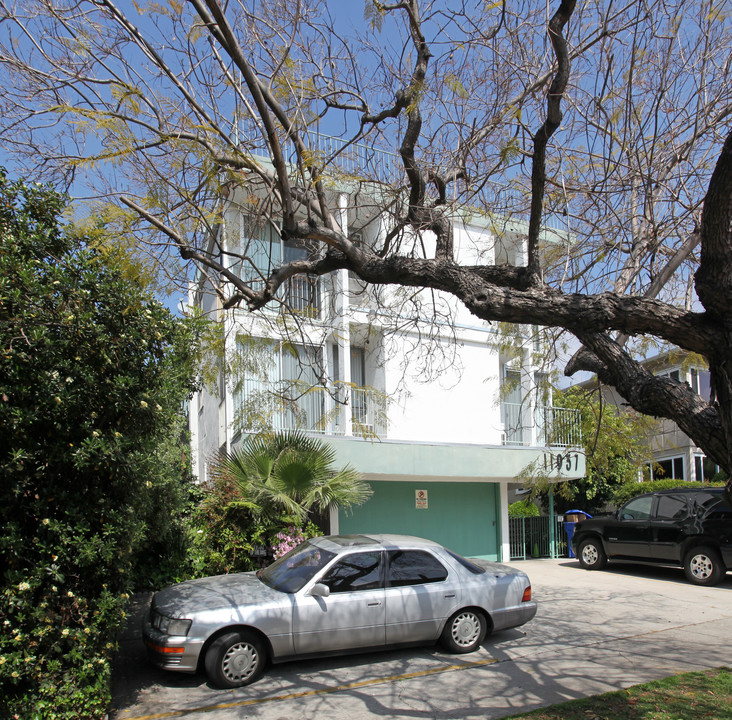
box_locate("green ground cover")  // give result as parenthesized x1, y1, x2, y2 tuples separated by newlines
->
(505, 668, 732, 720)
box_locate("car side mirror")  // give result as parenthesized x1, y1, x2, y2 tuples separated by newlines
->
(310, 582, 330, 598)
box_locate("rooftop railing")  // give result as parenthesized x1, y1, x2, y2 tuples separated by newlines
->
(241, 126, 565, 231)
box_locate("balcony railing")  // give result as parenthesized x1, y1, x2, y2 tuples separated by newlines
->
(502, 403, 582, 448)
(279, 275, 323, 319)
(243, 128, 564, 230)
(309, 134, 565, 230)
(350, 386, 388, 437)
(233, 379, 387, 438)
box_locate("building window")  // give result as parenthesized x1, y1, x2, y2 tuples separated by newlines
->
(350, 346, 367, 426)
(690, 368, 711, 401)
(502, 367, 526, 445)
(657, 368, 681, 383)
(234, 217, 322, 317)
(233, 339, 333, 434)
(694, 454, 719, 482)
(648, 456, 685, 481)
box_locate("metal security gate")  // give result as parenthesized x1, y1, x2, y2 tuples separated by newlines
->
(509, 516, 566, 560)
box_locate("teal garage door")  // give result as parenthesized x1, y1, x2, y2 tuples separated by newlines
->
(338, 481, 500, 560)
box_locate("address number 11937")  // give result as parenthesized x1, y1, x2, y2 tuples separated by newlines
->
(543, 451, 580, 473)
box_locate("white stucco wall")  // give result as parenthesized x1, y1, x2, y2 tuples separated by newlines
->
(381, 329, 503, 445)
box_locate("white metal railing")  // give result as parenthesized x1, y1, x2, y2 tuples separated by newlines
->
(241, 127, 564, 230)
(537, 406, 583, 448)
(502, 401, 529, 445)
(233, 379, 387, 438)
(279, 275, 323, 319)
(502, 403, 582, 448)
(350, 386, 388, 437)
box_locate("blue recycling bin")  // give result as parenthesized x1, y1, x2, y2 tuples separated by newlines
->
(563, 510, 592, 557)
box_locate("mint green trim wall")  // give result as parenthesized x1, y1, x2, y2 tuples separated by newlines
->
(338, 481, 500, 560)
(327, 437, 585, 483)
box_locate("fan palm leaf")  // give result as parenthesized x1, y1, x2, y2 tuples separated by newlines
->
(213, 430, 371, 521)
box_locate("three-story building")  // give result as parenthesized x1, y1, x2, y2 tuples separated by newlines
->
(189, 142, 584, 561)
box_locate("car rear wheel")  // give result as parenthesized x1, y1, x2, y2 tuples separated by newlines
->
(683, 546, 725, 586)
(440, 609, 487, 653)
(578, 538, 607, 570)
(204, 631, 265, 688)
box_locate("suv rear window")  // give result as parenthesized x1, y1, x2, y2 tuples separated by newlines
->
(655, 495, 688, 520)
(692, 491, 732, 519)
(702, 499, 732, 520)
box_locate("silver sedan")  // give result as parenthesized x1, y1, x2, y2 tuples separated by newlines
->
(142, 534, 537, 688)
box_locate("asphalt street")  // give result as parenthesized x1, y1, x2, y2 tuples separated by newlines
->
(110, 558, 732, 720)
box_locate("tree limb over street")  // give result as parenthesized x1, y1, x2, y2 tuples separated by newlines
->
(0, 0, 730, 482)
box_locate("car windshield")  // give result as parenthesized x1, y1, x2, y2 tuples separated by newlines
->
(258, 540, 336, 593)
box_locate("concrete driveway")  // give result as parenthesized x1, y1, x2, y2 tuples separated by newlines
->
(110, 559, 732, 720)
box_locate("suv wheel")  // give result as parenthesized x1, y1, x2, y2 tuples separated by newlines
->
(578, 538, 607, 570)
(683, 546, 725, 586)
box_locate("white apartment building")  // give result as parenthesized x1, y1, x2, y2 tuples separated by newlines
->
(188, 145, 585, 561)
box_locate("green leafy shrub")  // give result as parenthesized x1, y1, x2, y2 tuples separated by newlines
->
(612, 479, 725, 507)
(186, 471, 320, 577)
(0, 172, 197, 718)
(508, 499, 540, 518)
(183, 431, 369, 579)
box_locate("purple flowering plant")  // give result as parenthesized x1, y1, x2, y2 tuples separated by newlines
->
(271, 527, 306, 559)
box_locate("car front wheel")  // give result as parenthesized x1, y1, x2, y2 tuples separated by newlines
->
(578, 538, 607, 570)
(440, 609, 487, 653)
(683, 546, 725, 586)
(204, 631, 266, 688)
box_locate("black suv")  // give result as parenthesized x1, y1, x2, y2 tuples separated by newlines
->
(571, 487, 732, 585)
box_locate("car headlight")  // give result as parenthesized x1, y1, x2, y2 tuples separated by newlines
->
(152, 610, 192, 636)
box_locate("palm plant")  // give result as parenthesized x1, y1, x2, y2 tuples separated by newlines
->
(211, 431, 372, 523)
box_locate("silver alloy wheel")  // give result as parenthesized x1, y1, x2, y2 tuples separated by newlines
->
(221, 641, 259, 683)
(689, 552, 714, 580)
(451, 611, 481, 648)
(581, 543, 599, 566)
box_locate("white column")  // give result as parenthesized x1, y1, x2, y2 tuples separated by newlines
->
(329, 505, 340, 535)
(336, 192, 353, 436)
(499, 482, 511, 562)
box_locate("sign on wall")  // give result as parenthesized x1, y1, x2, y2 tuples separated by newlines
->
(415, 489, 428, 509)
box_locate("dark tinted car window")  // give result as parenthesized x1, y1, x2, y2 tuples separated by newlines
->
(702, 499, 732, 520)
(387, 550, 448, 587)
(321, 551, 383, 593)
(693, 491, 719, 509)
(655, 495, 688, 520)
(260, 541, 336, 593)
(446, 549, 486, 575)
(621, 495, 653, 520)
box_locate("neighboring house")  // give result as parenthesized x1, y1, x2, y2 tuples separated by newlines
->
(578, 351, 718, 484)
(188, 140, 585, 562)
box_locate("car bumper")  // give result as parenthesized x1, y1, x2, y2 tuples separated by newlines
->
(490, 601, 538, 632)
(142, 612, 204, 673)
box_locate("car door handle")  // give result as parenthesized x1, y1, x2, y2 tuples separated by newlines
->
(444, 593, 456, 598)
(367, 601, 382, 607)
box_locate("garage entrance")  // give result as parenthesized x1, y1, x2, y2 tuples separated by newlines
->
(338, 481, 501, 560)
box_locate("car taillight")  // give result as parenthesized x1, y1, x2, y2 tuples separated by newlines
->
(522, 585, 532, 602)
